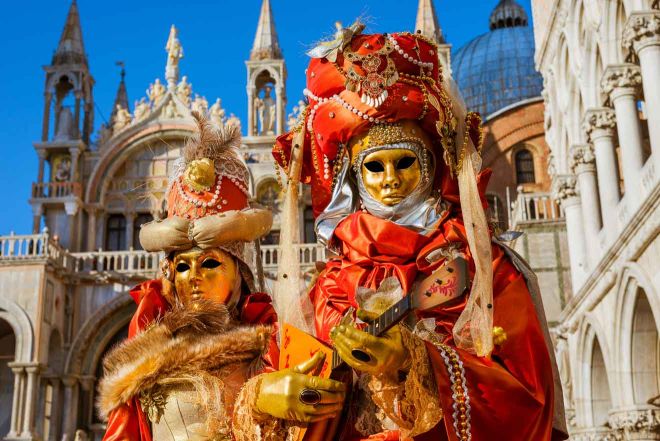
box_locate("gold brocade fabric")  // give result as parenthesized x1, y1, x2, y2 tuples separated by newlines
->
(232, 376, 289, 441)
(366, 327, 443, 438)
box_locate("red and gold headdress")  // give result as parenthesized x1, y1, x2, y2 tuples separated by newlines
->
(274, 25, 483, 217)
(140, 113, 272, 268)
(274, 23, 493, 357)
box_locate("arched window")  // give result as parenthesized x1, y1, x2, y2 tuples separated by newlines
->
(515, 149, 536, 184)
(0, 319, 15, 436)
(632, 290, 659, 404)
(133, 213, 153, 250)
(106, 215, 126, 251)
(591, 338, 612, 426)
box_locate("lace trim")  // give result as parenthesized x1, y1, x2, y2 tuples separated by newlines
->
(232, 375, 289, 441)
(367, 327, 443, 438)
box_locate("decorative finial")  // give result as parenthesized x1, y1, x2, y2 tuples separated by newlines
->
(165, 25, 184, 89)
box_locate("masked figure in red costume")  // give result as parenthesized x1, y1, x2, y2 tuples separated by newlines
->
(273, 23, 568, 441)
(98, 114, 348, 440)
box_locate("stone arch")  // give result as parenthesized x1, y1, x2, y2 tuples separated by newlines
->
(64, 294, 135, 377)
(84, 123, 195, 205)
(602, 0, 629, 64)
(576, 317, 615, 427)
(0, 297, 33, 362)
(46, 71, 80, 94)
(249, 66, 282, 89)
(46, 329, 65, 375)
(613, 263, 660, 407)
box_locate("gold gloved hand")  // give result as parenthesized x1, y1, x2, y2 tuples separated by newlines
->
(255, 352, 346, 423)
(330, 309, 409, 377)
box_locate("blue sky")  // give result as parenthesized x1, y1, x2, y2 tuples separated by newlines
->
(0, 0, 533, 237)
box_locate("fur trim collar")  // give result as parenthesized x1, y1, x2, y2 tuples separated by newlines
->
(97, 300, 271, 418)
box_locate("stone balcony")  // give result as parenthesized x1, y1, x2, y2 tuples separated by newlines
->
(0, 230, 327, 282)
(31, 181, 81, 200)
(509, 191, 565, 229)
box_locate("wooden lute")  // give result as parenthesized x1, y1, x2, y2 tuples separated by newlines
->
(280, 256, 469, 441)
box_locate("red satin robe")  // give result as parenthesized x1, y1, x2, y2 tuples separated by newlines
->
(310, 211, 565, 441)
(102, 280, 279, 441)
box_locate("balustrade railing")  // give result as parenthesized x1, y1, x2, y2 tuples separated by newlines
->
(32, 181, 81, 199)
(260, 243, 327, 272)
(0, 230, 328, 279)
(509, 192, 564, 227)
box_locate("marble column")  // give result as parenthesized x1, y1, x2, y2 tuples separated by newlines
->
(36, 150, 47, 184)
(601, 64, 645, 208)
(570, 144, 602, 266)
(554, 175, 588, 291)
(86, 206, 98, 251)
(69, 147, 80, 182)
(126, 212, 136, 250)
(624, 11, 660, 156)
(247, 85, 256, 137)
(583, 108, 620, 241)
(61, 376, 79, 441)
(20, 364, 40, 439)
(276, 85, 284, 136)
(74, 92, 81, 139)
(7, 365, 25, 439)
(42, 92, 52, 142)
(31, 204, 43, 235)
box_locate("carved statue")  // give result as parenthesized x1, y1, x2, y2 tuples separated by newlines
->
(210, 98, 226, 127)
(165, 25, 184, 87)
(163, 99, 178, 119)
(133, 98, 150, 122)
(73, 430, 88, 441)
(191, 94, 208, 115)
(176, 76, 192, 106)
(286, 99, 306, 131)
(112, 105, 131, 133)
(146, 79, 166, 105)
(54, 107, 75, 141)
(255, 85, 276, 135)
(226, 113, 241, 131)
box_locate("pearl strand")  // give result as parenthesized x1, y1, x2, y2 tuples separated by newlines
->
(387, 34, 434, 70)
(303, 88, 388, 126)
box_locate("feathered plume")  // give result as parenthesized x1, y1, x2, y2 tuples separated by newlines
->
(184, 111, 242, 163)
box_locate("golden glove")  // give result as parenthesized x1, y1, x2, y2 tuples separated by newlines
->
(330, 309, 409, 377)
(255, 352, 346, 423)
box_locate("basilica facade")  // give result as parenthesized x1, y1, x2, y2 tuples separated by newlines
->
(0, 0, 639, 440)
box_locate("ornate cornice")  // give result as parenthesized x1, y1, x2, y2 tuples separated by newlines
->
(601, 64, 642, 97)
(609, 408, 660, 439)
(570, 428, 619, 441)
(569, 144, 596, 173)
(623, 11, 660, 53)
(553, 174, 579, 204)
(583, 107, 617, 140)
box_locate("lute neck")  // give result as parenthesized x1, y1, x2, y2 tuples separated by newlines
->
(330, 295, 414, 370)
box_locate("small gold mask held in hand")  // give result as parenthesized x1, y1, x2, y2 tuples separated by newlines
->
(361, 148, 421, 206)
(172, 247, 238, 307)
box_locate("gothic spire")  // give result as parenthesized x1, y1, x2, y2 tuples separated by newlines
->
(110, 63, 129, 123)
(52, 0, 87, 66)
(415, 0, 445, 44)
(250, 0, 282, 60)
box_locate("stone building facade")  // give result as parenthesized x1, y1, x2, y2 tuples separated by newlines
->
(0, 1, 573, 440)
(532, 0, 660, 439)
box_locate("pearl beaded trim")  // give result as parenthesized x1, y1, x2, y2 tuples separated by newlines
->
(387, 34, 434, 70)
(176, 165, 251, 211)
(303, 88, 389, 133)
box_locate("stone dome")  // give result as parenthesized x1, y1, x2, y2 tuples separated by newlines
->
(452, 0, 543, 119)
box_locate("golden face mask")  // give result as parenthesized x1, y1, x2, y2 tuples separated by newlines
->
(172, 247, 239, 307)
(361, 148, 421, 206)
